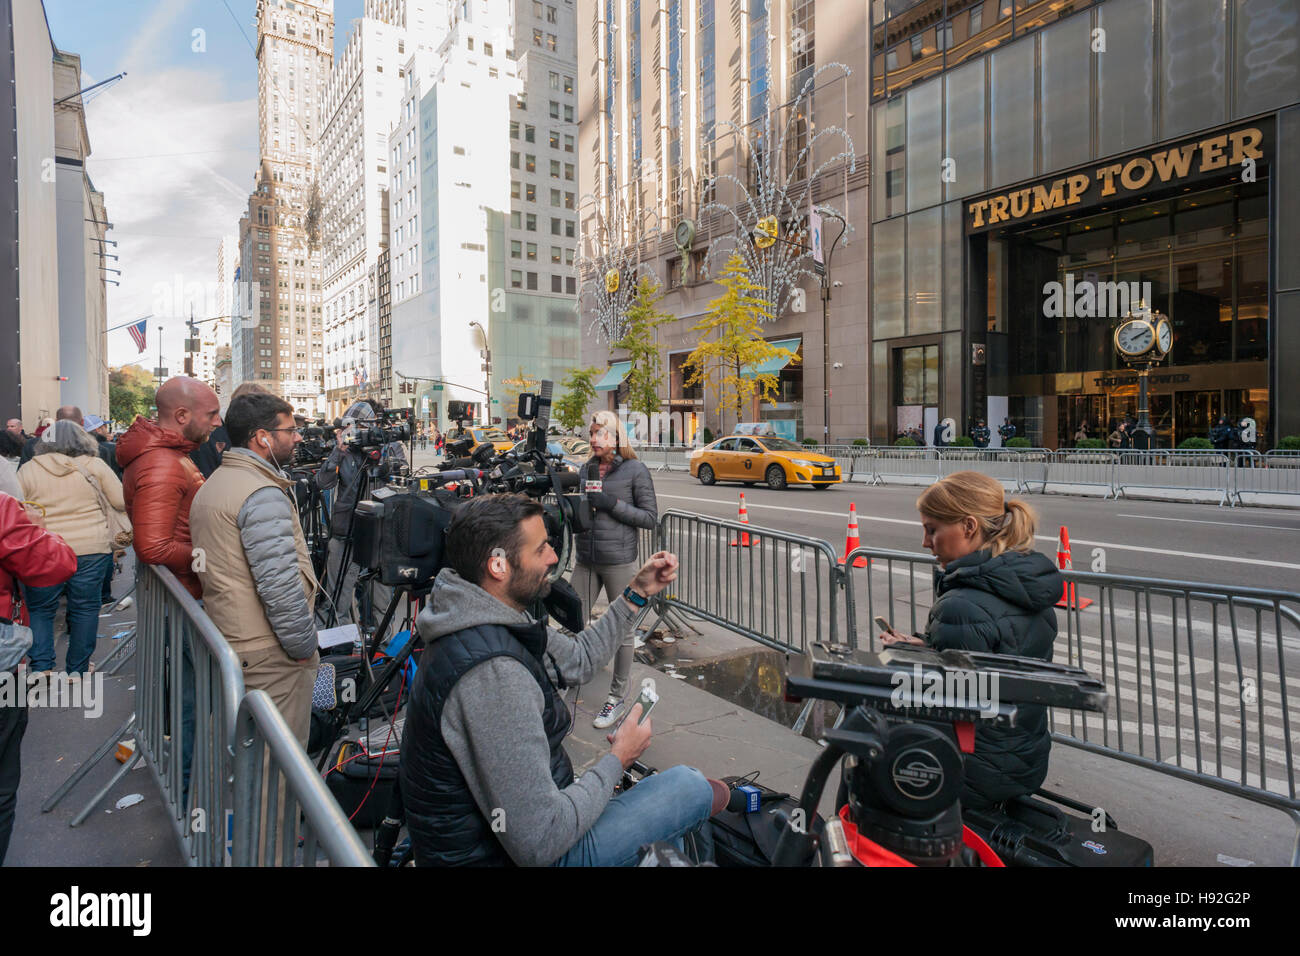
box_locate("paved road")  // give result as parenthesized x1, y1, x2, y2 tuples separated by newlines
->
(643, 470, 1300, 594)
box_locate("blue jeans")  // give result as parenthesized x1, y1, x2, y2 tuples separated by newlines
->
(552, 765, 714, 867)
(24, 553, 112, 673)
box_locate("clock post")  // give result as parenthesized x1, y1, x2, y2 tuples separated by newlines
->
(1113, 306, 1172, 449)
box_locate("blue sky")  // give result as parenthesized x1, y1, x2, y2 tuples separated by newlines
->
(43, 0, 364, 376)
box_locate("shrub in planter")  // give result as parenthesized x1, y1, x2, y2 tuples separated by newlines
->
(894, 437, 918, 447)
(1177, 436, 1213, 450)
(801, 437, 819, 446)
(703, 427, 714, 444)
(852, 438, 869, 447)
(1006, 437, 1030, 448)
(1278, 435, 1300, 451)
(952, 436, 975, 447)
(1075, 438, 1106, 449)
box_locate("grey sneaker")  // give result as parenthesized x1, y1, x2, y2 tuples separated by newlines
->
(592, 696, 624, 729)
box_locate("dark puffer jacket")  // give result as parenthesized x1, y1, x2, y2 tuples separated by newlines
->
(921, 548, 1063, 807)
(575, 454, 657, 566)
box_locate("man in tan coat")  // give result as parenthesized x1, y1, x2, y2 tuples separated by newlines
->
(190, 392, 320, 745)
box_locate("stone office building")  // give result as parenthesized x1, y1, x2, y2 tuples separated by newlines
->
(868, 0, 1299, 448)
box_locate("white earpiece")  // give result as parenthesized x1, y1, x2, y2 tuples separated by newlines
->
(260, 436, 271, 449)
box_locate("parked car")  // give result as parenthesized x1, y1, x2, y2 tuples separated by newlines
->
(466, 426, 515, 454)
(689, 435, 841, 490)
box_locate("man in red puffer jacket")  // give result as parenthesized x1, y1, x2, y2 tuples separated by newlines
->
(0, 492, 77, 864)
(116, 377, 222, 598)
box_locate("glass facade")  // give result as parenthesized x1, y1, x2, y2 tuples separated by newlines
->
(868, 0, 1300, 447)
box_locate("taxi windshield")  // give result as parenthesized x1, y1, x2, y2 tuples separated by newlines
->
(756, 437, 805, 452)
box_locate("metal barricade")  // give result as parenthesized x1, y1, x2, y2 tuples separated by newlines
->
(1034, 449, 1118, 496)
(839, 547, 1300, 855)
(650, 509, 847, 654)
(937, 448, 1026, 491)
(134, 563, 246, 866)
(1233, 450, 1300, 505)
(231, 690, 373, 867)
(1113, 449, 1232, 505)
(1052, 569, 1300, 856)
(869, 447, 942, 486)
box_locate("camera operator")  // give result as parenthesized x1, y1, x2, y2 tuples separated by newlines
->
(314, 399, 406, 629)
(399, 494, 726, 867)
(879, 471, 1061, 809)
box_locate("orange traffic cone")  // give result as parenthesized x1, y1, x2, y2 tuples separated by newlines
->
(1055, 525, 1093, 609)
(838, 503, 870, 567)
(730, 492, 758, 548)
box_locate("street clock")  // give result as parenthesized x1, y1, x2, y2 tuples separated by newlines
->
(1114, 310, 1171, 364)
(674, 218, 696, 251)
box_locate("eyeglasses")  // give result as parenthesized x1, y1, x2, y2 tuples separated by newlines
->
(264, 427, 299, 434)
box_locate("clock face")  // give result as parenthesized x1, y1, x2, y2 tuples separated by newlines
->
(1116, 319, 1154, 357)
(675, 219, 695, 248)
(1155, 318, 1172, 354)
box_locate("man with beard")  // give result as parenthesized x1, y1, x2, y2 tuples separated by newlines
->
(399, 494, 724, 867)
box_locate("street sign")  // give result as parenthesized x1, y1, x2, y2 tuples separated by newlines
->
(431, 383, 443, 391)
(809, 210, 825, 275)
(154, 367, 168, 378)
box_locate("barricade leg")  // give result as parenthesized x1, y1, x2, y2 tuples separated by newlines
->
(42, 712, 136, 813)
(70, 749, 142, 827)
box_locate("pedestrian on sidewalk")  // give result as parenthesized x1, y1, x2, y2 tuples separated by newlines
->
(190, 391, 320, 746)
(572, 410, 659, 730)
(0, 490, 77, 864)
(20, 407, 81, 467)
(16, 421, 128, 675)
(880, 471, 1061, 810)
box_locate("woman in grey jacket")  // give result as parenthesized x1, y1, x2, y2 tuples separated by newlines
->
(574, 410, 658, 728)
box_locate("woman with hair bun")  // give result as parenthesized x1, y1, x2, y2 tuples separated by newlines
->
(881, 470, 1062, 808)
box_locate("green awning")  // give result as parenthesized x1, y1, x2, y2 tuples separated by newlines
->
(594, 361, 633, 391)
(741, 338, 802, 378)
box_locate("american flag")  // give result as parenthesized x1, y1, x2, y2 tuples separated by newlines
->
(127, 319, 147, 353)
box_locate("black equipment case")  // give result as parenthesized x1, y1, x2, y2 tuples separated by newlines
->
(710, 776, 825, 867)
(963, 790, 1154, 866)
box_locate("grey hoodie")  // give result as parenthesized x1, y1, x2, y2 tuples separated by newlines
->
(414, 566, 638, 866)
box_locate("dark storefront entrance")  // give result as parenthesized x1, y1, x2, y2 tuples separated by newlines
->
(972, 169, 1272, 449)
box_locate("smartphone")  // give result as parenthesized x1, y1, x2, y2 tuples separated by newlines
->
(874, 615, 892, 634)
(617, 678, 659, 730)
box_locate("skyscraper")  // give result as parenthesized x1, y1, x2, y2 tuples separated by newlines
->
(233, 0, 335, 416)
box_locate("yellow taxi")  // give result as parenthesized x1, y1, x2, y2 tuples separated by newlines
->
(467, 427, 515, 454)
(689, 435, 841, 490)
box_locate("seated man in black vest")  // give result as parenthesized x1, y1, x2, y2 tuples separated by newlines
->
(400, 494, 724, 866)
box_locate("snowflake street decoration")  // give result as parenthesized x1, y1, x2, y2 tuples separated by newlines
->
(701, 62, 855, 321)
(575, 167, 663, 344)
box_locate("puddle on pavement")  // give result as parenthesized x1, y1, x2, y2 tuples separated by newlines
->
(640, 641, 839, 736)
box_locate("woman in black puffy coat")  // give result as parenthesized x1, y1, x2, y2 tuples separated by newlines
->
(881, 470, 1062, 808)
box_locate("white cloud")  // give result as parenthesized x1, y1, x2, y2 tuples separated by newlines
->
(84, 65, 257, 371)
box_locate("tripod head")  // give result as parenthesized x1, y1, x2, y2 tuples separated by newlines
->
(772, 643, 1108, 866)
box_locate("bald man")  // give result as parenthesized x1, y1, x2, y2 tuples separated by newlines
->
(19, 406, 82, 466)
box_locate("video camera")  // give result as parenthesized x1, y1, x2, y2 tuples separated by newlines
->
(293, 420, 334, 468)
(771, 642, 1109, 867)
(349, 380, 590, 629)
(346, 407, 413, 453)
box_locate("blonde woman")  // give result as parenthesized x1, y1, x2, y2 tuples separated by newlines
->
(573, 410, 658, 729)
(880, 471, 1062, 808)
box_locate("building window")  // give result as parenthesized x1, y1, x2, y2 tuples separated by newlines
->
(564, 134, 574, 153)
(526, 183, 536, 202)
(549, 100, 560, 119)
(564, 163, 574, 181)
(564, 247, 574, 266)
(511, 240, 522, 258)
(526, 213, 537, 231)
(511, 270, 523, 288)
(547, 6, 557, 24)
(511, 180, 521, 200)
(526, 272, 538, 290)
(511, 151, 520, 169)
(565, 276, 576, 294)
(547, 33, 557, 51)
(551, 188, 561, 206)
(552, 274, 563, 292)
(551, 245, 562, 263)
(524, 124, 535, 143)
(484, 42, 493, 56)
(563, 75, 573, 94)
(564, 191, 575, 209)
(527, 242, 537, 260)
(525, 153, 536, 172)
(550, 130, 560, 149)
(533, 28, 543, 46)
(510, 121, 519, 139)
(563, 104, 573, 122)
(549, 71, 560, 89)
(550, 159, 561, 177)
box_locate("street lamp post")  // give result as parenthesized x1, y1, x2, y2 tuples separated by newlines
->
(469, 321, 491, 425)
(818, 212, 848, 444)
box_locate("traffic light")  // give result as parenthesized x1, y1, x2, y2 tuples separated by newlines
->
(184, 357, 194, 376)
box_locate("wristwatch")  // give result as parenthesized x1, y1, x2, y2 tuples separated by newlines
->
(622, 585, 649, 608)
